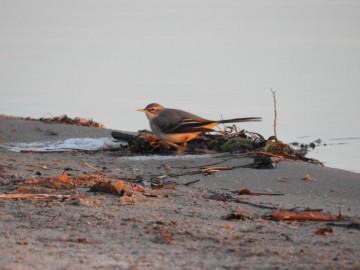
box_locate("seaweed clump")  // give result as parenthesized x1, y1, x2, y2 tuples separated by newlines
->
(111, 127, 322, 166)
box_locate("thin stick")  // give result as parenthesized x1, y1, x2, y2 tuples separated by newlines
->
(253, 151, 297, 162)
(184, 179, 201, 186)
(270, 88, 278, 138)
(81, 161, 105, 175)
(270, 211, 343, 222)
(234, 199, 279, 210)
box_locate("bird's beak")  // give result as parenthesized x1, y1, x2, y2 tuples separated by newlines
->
(137, 109, 146, 113)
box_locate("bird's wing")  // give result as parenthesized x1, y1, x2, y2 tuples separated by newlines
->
(154, 109, 216, 134)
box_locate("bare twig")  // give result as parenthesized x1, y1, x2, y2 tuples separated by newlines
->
(270, 88, 278, 138)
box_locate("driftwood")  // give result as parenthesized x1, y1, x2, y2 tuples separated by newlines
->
(0, 194, 70, 200)
(111, 131, 136, 142)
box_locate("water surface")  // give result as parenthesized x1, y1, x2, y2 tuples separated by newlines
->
(1, 0, 359, 172)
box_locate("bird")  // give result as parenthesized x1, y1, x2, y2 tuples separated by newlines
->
(138, 103, 261, 146)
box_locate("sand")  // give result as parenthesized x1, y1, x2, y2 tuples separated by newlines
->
(0, 116, 359, 269)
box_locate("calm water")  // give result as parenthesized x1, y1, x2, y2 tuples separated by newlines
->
(1, 1, 359, 172)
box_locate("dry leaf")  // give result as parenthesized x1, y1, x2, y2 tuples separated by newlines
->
(238, 188, 252, 195)
(90, 182, 126, 195)
(119, 196, 135, 205)
(133, 185, 146, 193)
(302, 174, 316, 181)
(223, 223, 234, 230)
(59, 173, 69, 182)
(223, 212, 250, 220)
(315, 227, 333, 236)
(156, 232, 174, 244)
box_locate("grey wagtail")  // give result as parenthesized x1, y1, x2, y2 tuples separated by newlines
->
(138, 103, 261, 145)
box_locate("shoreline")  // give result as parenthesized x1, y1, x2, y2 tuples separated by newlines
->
(2, 114, 359, 173)
(0, 116, 359, 269)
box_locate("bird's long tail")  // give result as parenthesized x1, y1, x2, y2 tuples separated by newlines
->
(218, 117, 262, 124)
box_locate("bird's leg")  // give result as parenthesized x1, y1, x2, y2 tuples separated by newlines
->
(163, 141, 187, 155)
(166, 141, 186, 156)
(164, 141, 179, 149)
(158, 140, 187, 155)
(175, 142, 187, 155)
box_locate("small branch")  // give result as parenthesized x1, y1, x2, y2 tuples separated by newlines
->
(270, 88, 278, 138)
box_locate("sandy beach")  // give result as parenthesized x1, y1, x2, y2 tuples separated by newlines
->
(0, 116, 359, 269)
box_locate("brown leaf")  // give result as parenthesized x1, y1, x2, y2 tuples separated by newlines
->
(302, 174, 316, 181)
(90, 181, 126, 195)
(59, 173, 69, 182)
(21, 178, 74, 190)
(166, 183, 176, 190)
(154, 232, 174, 244)
(223, 212, 250, 220)
(119, 196, 135, 205)
(315, 227, 333, 236)
(238, 188, 252, 195)
(45, 179, 74, 190)
(70, 174, 104, 187)
(133, 185, 146, 193)
(223, 223, 234, 230)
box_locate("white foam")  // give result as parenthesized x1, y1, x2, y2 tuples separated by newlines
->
(1, 137, 125, 152)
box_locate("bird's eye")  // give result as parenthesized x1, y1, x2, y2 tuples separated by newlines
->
(150, 107, 156, 112)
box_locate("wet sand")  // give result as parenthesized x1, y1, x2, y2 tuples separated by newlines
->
(0, 116, 359, 269)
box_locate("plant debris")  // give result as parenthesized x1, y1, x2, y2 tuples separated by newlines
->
(27, 114, 104, 128)
(90, 181, 128, 196)
(112, 128, 322, 167)
(17, 173, 75, 190)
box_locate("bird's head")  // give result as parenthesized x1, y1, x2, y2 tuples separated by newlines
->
(137, 103, 165, 120)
